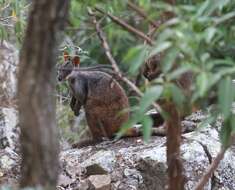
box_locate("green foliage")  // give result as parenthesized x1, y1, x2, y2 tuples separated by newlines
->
(139, 86, 163, 112)
(124, 45, 148, 75)
(142, 115, 153, 142)
(66, 0, 235, 145)
(218, 76, 234, 120)
(0, 0, 28, 44)
(6, 0, 235, 146)
(116, 85, 163, 139)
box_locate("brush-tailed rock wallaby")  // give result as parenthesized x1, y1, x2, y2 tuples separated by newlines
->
(57, 54, 134, 146)
(143, 53, 193, 96)
(57, 51, 114, 115)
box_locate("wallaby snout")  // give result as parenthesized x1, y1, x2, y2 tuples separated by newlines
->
(57, 75, 63, 81)
(57, 60, 74, 82)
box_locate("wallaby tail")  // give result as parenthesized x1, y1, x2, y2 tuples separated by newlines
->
(71, 127, 167, 149)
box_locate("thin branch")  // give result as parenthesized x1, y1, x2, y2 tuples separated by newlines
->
(194, 147, 226, 190)
(88, 8, 162, 113)
(127, 1, 159, 28)
(94, 6, 154, 46)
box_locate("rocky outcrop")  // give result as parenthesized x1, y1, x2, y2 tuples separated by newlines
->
(57, 112, 235, 190)
(0, 41, 18, 107)
(1, 108, 235, 190)
(57, 121, 234, 190)
(0, 107, 19, 152)
(0, 148, 20, 186)
(0, 107, 20, 186)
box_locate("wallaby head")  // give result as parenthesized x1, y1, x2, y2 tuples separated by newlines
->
(57, 51, 80, 81)
(143, 54, 162, 81)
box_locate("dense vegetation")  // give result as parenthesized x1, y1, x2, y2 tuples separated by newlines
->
(1, 0, 235, 189)
(2, 0, 235, 142)
(65, 0, 235, 147)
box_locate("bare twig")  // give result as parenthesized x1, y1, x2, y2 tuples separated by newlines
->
(94, 6, 154, 46)
(194, 147, 227, 190)
(127, 1, 159, 28)
(88, 8, 162, 113)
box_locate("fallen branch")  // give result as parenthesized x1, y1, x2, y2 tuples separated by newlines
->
(194, 147, 227, 190)
(88, 8, 161, 113)
(94, 6, 154, 46)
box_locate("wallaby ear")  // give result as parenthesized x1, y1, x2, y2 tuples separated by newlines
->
(72, 56, 80, 67)
(63, 51, 70, 61)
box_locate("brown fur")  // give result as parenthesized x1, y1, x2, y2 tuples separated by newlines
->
(143, 54, 162, 81)
(67, 70, 130, 141)
(143, 54, 196, 121)
(57, 57, 141, 147)
(143, 54, 193, 96)
(57, 57, 148, 148)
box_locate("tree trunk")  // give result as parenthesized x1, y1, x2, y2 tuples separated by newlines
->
(165, 103, 184, 190)
(161, 0, 185, 189)
(18, 0, 69, 188)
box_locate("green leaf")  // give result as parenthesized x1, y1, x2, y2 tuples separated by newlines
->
(220, 118, 232, 147)
(139, 86, 163, 112)
(124, 45, 148, 75)
(215, 11, 235, 25)
(196, 72, 209, 97)
(168, 66, 191, 81)
(0, 26, 8, 41)
(150, 41, 172, 57)
(116, 119, 136, 140)
(204, 27, 217, 44)
(141, 116, 153, 142)
(207, 73, 222, 89)
(197, 0, 230, 17)
(161, 47, 180, 74)
(218, 76, 234, 119)
(196, 0, 210, 17)
(14, 20, 22, 34)
(156, 29, 175, 44)
(169, 84, 186, 109)
(230, 115, 235, 134)
(162, 84, 172, 100)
